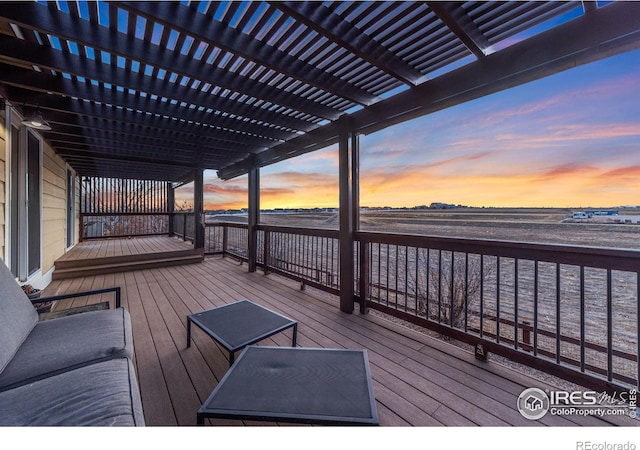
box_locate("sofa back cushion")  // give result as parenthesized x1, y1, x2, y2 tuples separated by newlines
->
(0, 262, 38, 373)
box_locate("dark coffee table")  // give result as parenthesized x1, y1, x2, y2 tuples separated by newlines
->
(187, 300, 297, 366)
(197, 346, 378, 425)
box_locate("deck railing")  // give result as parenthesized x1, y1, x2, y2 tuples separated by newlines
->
(81, 213, 170, 240)
(172, 212, 195, 243)
(357, 231, 640, 392)
(80, 177, 171, 240)
(204, 222, 640, 392)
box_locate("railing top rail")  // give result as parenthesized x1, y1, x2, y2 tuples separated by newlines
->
(257, 224, 339, 238)
(206, 221, 248, 229)
(81, 212, 171, 217)
(355, 230, 640, 272)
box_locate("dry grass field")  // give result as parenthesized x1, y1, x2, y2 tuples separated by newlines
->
(252, 207, 640, 249)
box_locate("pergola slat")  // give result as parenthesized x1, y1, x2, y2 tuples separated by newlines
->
(116, 1, 379, 106)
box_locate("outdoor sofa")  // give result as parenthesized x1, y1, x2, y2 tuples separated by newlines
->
(0, 262, 144, 426)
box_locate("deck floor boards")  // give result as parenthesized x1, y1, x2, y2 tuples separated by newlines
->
(43, 243, 638, 427)
(57, 236, 193, 262)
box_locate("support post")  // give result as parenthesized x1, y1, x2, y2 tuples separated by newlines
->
(194, 168, 205, 249)
(78, 176, 84, 242)
(339, 124, 355, 314)
(359, 236, 369, 314)
(247, 161, 260, 272)
(263, 228, 270, 274)
(351, 133, 360, 231)
(167, 182, 175, 236)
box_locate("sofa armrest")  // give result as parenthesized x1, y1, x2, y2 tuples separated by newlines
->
(33, 287, 121, 309)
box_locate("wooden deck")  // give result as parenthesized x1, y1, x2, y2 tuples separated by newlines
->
(53, 236, 201, 279)
(43, 253, 637, 427)
(57, 236, 194, 262)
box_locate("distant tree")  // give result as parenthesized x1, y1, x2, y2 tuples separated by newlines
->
(175, 200, 194, 212)
(408, 250, 490, 329)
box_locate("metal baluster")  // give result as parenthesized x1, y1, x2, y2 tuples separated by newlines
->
(480, 255, 484, 338)
(607, 269, 613, 382)
(533, 261, 538, 356)
(580, 266, 585, 372)
(556, 263, 561, 365)
(496, 257, 501, 343)
(514, 259, 519, 350)
(450, 252, 455, 327)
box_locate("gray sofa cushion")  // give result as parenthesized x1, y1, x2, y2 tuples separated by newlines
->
(0, 308, 133, 391)
(0, 263, 38, 373)
(0, 358, 145, 426)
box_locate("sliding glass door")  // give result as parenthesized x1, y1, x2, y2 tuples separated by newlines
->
(26, 131, 41, 277)
(8, 121, 41, 280)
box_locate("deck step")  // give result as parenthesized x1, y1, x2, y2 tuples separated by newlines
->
(53, 250, 204, 280)
(55, 248, 203, 270)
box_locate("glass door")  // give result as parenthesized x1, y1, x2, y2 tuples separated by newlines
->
(66, 168, 75, 248)
(26, 130, 41, 277)
(8, 119, 41, 281)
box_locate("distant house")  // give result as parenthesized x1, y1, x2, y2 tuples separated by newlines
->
(587, 210, 618, 216)
(430, 202, 456, 209)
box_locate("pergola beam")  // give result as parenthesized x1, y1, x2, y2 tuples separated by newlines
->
(270, 1, 424, 86)
(427, 1, 492, 58)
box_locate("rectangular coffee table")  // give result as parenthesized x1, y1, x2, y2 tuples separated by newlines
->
(197, 346, 378, 425)
(187, 300, 297, 366)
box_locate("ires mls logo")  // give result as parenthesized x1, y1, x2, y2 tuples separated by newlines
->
(517, 387, 550, 420)
(517, 387, 638, 420)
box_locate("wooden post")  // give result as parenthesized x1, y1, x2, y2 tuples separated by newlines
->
(263, 228, 270, 274)
(78, 176, 84, 242)
(359, 236, 369, 314)
(194, 168, 204, 249)
(167, 182, 175, 236)
(222, 224, 228, 256)
(339, 122, 354, 314)
(523, 320, 531, 346)
(183, 214, 187, 241)
(247, 160, 260, 272)
(351, 133, 360, 231)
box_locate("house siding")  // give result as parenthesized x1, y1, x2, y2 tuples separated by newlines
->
(41, 142, 68, 275)
(0, 113, 5, 261)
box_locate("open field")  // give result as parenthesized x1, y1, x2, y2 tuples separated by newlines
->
(215, 207, 640, 250)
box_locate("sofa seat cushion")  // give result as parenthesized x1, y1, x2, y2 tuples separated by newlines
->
(0, 358, 145, 426)
(0, 263, 39, 373)
(0, 308, 133, 391)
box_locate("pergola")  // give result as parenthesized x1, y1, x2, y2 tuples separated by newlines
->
(1, 1, 639, 313)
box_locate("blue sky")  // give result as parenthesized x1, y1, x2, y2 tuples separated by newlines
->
(179, 46, 640, 210)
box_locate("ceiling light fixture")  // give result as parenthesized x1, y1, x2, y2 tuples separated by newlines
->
(22, 110, 52, 131)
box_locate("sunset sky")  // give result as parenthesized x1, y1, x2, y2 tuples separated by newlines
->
(177, 46, 640, 211)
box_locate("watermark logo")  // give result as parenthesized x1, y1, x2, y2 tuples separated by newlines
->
(517, 387, 550, 420)
(517, 387, 637, 420)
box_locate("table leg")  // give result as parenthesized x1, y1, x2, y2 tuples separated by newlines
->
(292, 323, 298, 347)
(229, 351, 235, 366)
(197, 413, 204, 426)
(187, 318, 192, 348)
